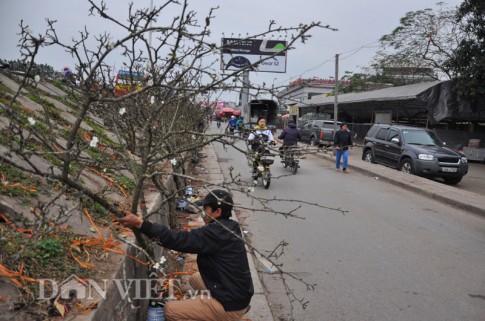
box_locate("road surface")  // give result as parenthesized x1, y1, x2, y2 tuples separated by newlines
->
(210, 128, 485, 321)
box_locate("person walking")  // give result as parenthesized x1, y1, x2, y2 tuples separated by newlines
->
(116, 190, 253, 321)
(333, 122, 353, 173)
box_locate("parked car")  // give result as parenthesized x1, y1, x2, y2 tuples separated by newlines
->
(299, 120, 341, 146)
(362, 124, 468, 185)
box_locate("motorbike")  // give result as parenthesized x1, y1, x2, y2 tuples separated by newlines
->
(280, 145, 300, 174)
(247, 134, 276, 189)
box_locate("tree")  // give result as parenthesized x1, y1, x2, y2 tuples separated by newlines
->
(444, 0, 485, 102)
(0, 0, 340, 318)
(6, 59, 60, 80)
(372, 2, 464, 82)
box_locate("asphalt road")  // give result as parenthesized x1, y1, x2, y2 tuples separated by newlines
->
(210, 128, 485, 321)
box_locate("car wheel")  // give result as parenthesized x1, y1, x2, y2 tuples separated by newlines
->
(400, 159, 414, 174)
(444, 177, 462, 185)
(310, 136, 316, 146)
(363, 150, 375, 163)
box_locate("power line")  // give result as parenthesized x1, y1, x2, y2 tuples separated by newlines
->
(275, 40, 381, 86)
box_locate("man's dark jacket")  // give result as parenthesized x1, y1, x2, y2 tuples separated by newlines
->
(140, 218, 253, 311)
(278, 122, 301, 146)
(333, 129, 353, 151)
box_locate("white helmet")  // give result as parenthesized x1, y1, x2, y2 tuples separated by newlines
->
(231, 115, 235, 119)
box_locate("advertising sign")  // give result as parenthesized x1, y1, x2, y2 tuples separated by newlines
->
(220, 38, 287, 73)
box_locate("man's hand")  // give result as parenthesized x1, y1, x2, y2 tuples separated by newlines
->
(115, 213, 143, 229)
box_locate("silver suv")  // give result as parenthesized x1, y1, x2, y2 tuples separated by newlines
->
(362, 124, 468, 185)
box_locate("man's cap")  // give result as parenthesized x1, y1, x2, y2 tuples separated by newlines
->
(195, 189, 233, 217)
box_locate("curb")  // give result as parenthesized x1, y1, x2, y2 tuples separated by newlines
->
(315, 149, 485, 217)
(201, 143, 275, 321)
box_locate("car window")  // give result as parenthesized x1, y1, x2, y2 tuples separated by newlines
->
(313, 121, 322, 128)
(303, 122, 310, 129)
(387, 129, 400, 142)
(402, 130, 441, 146)
(322, 121, 337, 129)
(366, 125, 379, 138)
(375, 128, 389, 140)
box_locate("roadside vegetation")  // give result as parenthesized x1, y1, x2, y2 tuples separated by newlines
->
(0, 0, 331, 319)
(2, 0, 481, 319)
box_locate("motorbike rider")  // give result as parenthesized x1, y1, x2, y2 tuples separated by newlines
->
(235, 116, 244, 137)
(226, 115, 237, 136)
(0, 58, 10, 69)
(278, 120, 301, 157)
(247, 117, 275, 183)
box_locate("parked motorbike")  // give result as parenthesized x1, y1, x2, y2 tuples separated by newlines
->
(280, 146, 300, 174)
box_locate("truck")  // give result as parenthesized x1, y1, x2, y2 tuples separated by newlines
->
(459, 139, 485, 163)
(298, 119, 341, 147)
(114, 70, 144, 96)
(245, 99, 278, 128)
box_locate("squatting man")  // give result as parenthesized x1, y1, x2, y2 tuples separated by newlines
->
(116, 189, 253, 321)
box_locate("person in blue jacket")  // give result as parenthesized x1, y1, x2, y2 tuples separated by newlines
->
(117, 190, 253, 321)
(226, 115, 237, 136)
(235, 116, 244, 136)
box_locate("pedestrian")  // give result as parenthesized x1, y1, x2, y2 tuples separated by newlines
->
(116, 190, 253, 321)
(333, 122, 353, 172)
(278, 120, 301, 156)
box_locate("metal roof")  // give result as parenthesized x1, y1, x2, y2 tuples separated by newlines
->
(296, 80, 442, 107)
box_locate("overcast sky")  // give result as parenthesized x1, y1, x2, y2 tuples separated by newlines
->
(1, 0, 462, 101)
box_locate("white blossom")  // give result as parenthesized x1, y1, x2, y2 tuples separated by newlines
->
(150, 96, 155, 105)
(159, 256, 167, 265)
(89, 136, 99, 148)
(27, 117, 36, 126)
(170, 158, 177, 166)
(152, 263, 160, 270)
(119, 107, 126, 115)
(34, 75, 40, 83)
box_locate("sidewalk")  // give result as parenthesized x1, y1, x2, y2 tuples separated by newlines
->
(316, 146, 485, 217)
(182, 143, 274, 321)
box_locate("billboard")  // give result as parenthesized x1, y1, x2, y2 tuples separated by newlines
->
(220, 38, 287, 73)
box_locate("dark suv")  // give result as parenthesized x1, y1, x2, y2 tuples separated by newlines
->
(362, 124, 468, 185)
(299, 120, 341, 146)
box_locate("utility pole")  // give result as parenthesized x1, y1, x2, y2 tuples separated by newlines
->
(333, 54, 339, 135)
(241, 70, 250, 119)
(149, 0, 153, 48)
